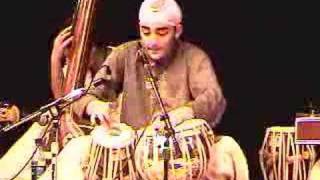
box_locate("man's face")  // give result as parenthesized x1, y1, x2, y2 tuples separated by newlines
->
(139, 24, 177, 61)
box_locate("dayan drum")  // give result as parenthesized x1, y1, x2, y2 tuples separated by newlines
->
(85, 124, 137, 180)
(134, 118, 215, 180)
(259, 126, 317, 180)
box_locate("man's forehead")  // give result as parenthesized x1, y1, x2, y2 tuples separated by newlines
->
(140, 24, 171, 30)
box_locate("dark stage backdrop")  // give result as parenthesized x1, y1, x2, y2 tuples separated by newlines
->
(0, 1, 319, 179)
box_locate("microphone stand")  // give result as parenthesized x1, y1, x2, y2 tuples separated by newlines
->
(0, 91, 84, 180)
(0, 89, 82, 133)
(0, 77, 106, 133)
(138, 49, 181, 180)
(0, 78, 105, 180)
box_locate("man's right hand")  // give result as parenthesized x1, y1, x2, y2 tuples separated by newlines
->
(86, 100, 116, 129)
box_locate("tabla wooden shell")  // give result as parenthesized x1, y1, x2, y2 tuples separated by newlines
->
(134, 119, 215, 180)
(85, 124, 137, 180)
(259, 126, 317, 180)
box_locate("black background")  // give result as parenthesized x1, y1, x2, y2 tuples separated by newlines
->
(0, 0, 319, 179)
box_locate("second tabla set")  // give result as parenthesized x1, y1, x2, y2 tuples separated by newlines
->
(259, 126, 317, 180)
(84, 118, 215, 180)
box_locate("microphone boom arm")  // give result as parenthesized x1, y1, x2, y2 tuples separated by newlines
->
(0, 78, 105, 133)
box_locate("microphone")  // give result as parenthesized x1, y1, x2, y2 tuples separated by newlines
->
(137, 41, 150, 65)
(65, 77, 108, 99)
(38, 78, 108, 126)
(40, 78, 107, 112)
(137, 42, 160, 70)
(62, 88, 86, 102)
(37, 87, 86, 126)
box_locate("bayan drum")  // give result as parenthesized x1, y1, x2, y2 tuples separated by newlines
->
(134, 118, 215, 180)
(259, 126, 317, 180)
(85, 124, 137, 180)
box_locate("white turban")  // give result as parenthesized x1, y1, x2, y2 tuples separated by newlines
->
(139, 0, 182, 27)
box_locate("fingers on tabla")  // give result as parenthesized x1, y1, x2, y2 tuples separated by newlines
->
(90, 114, 95, 125)
(100, 114, 112, 129)
(95, 113, 111, 128)
(90, 114, 100, 126)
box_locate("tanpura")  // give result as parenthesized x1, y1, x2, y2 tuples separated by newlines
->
(58, 0, 99, 147)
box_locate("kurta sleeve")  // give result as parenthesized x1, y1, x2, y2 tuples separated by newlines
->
(188, 49, 226, 127)
(72, 47, 125, 119)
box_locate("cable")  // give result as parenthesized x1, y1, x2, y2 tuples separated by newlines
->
(9, 122, 51, 180)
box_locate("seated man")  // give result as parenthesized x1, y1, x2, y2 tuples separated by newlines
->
(38, 0, 249, 179)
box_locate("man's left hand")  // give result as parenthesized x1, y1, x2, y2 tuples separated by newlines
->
(151, 106, 194, 129)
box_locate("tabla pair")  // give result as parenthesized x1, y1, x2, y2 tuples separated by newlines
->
(85, 118, 215, 180)
(259, 125, 318, 180)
